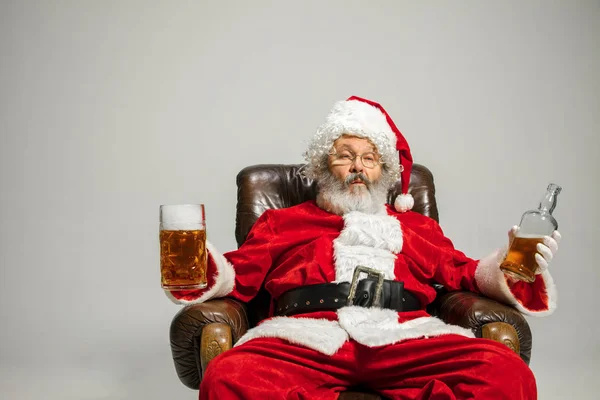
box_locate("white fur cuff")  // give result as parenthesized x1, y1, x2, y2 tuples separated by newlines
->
(165, 240, 236, 305)
(474, 248, 557, 316)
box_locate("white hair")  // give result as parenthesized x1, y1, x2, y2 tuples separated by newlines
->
(302, 99, 400, 182)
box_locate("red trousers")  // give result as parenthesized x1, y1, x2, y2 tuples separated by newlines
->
(199, 334, 536, 400)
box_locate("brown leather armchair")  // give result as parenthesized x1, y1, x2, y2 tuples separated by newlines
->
(170, 164, 533, 399)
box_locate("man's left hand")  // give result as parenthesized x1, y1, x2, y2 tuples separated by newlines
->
(507, 226, 562, 274)
(535, 230, 562, 274)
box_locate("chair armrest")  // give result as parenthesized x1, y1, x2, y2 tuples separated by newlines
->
(432, 291, 532, 365)
(169, 298, 249, 389)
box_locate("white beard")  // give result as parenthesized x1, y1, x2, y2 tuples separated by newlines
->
(315, 171, 392, 216)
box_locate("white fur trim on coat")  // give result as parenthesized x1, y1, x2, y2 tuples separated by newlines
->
(333, 243, 397, 283)
(234, 317, 349, 356)
(337, 306, 474, 347)
(333, 211, 402, 282)
(474, 248, 557, 316)
(233, 309, 475, 355)
(338, 211, 403, 253)
(165, 241, 236, 305)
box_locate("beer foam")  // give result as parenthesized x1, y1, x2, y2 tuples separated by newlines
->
(515, 233, 545, 239)
(160, 204, 205, 228)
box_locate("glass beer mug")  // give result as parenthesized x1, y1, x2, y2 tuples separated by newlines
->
(159, 204, 208, 290)
(500, 183, 562, 283)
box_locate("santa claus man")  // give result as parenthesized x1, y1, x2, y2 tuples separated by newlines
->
(168, 96, 561, 399)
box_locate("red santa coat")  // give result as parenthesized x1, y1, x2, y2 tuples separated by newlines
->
(169, 201, 556, 355)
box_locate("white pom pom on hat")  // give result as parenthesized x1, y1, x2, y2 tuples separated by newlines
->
(394, 193, 415, 213)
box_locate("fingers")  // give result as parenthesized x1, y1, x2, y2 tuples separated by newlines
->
(535, 253, 548, 274)
(508, 225, 519, 242)
(552, 230, 562, 244)
(543, 235, 559, 255)
(534, 234, 560, 274)
(536, 242, 553, 262)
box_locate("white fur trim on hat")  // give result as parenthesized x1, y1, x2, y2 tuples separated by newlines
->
(394, 193, 414, 212)
(303, 99, 401, 181)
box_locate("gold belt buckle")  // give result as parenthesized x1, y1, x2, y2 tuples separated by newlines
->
(347, 265, 385, 307)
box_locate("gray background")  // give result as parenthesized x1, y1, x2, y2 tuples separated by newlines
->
(1, 1, 598, 399)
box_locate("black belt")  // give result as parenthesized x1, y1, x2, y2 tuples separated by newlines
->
(274, 266, 421, 317)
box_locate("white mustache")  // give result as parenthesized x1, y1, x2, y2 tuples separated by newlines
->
(344, 173, 372, 187)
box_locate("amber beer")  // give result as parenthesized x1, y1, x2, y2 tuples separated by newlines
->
(500, 235, 545, 283)
(159, 204, 208, 290)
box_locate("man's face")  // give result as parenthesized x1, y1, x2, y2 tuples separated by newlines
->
(328, 135, 382, 192)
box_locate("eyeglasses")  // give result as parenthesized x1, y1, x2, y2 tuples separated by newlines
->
(328, 148, 383, 169)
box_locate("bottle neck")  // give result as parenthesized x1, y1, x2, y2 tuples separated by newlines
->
(538, 184, 561, 214)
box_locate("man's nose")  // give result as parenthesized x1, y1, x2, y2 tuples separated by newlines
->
(350, 157, 363, 173)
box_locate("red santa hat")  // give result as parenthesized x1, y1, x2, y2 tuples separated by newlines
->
(304, 96, 414, 212)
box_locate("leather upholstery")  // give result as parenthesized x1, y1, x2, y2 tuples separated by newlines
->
(433, 291, 532, 364)
(169, 164, 532, 399)
(170, 299, 248, 390)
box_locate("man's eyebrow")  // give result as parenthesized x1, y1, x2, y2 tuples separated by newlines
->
(336, 144, 375, 152)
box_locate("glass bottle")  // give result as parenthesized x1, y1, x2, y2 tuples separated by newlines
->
(500, 183, 562, 282)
